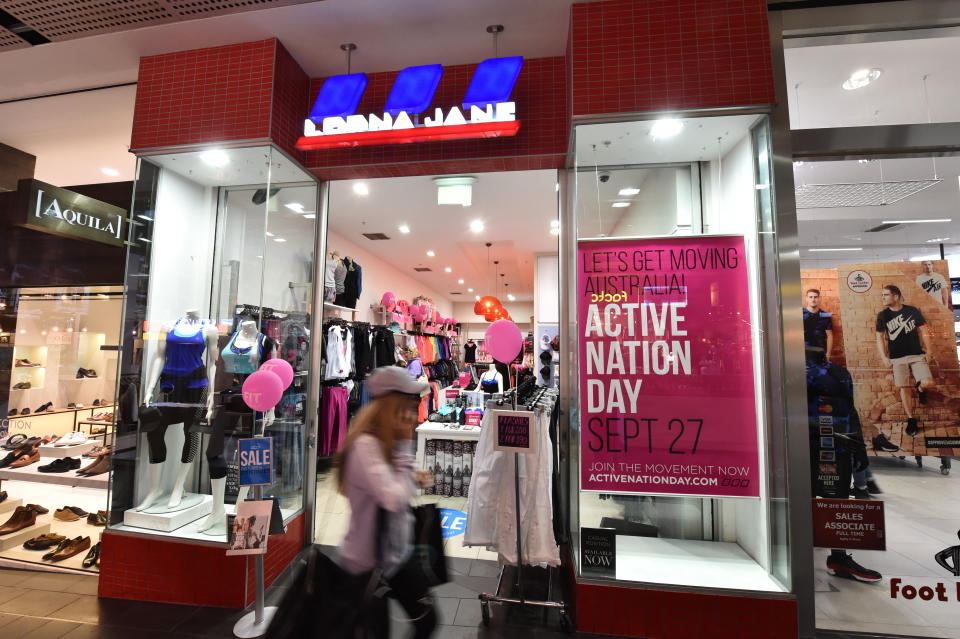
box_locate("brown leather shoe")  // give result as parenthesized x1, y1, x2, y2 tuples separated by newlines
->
(54, 508, 81, 522)
(10, 447, 39, 468)
(78, 454, 110, 476)
(86, 511, 107, 526)
(47, 536, 90, 562)
(0, 506, 37, 535)
(23, 533, 67, 550)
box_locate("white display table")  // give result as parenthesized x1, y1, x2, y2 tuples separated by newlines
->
(414, 422, 482, 471)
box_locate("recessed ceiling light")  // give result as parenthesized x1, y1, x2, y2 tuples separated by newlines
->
(398, 224, 410, 234)
(285, 202, 305, 213)
(434, 176, 476, 206)
(444, 267, 452, 273)
(550, 220, 560, 228)
(470, 219, 485, 233)
(101, 167, 120, 177)
(926, 237, 951, 243)
(304, 214, 316, 219)
(842, 68, 882, 91)
(274, 238, 287, 243)
(199, 149, 229, 167)
(507, 294, 516, 301)
(650, 118, 684, 139)
(618, 187, 640, 196)
(550, 228, 560, 235)
(882, 219, 951, 224)
(353, 182, 369, 195)
(611, 202, 630, 208)
(468, 288, 474, 293)
(265, 231, 275, 237)
(458, 279, 464, 284)
(808, 247, 863, 252)
(426, 250, 435, 257)
(474, 295, 480, 300)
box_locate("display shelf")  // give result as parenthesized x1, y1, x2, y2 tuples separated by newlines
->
(0, 498, 23, 516)
(39, 442, 96, 459)
(0, 463, 109, 489)
(611, 536, 783, 592)
(0, 522, 51, 551)
(123, 494, 212, 533)
(414, 421, 481, 472)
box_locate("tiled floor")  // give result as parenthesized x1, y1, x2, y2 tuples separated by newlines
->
(0, 550, 576, 639)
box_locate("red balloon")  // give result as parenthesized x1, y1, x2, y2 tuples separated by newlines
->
(484, 312, 497, 322)
(474, 301, 484, 315)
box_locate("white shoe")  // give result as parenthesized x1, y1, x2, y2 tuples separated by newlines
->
(55, 431, 88, 447)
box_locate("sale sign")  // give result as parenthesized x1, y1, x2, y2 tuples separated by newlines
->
(578, 236, 760, 497)
(238, 437, 273, 487)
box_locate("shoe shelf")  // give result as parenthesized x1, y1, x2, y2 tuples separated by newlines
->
(0, 463, 108, 489)
(39, 441, 97, 459)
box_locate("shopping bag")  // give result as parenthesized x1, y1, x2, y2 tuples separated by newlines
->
(264, 546, 388, 639)
(410, 503, 449, 586)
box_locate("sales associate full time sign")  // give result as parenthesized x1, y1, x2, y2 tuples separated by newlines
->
(577, 235, 760, 497)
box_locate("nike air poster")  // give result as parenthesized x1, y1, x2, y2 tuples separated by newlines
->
(577, 235, 761, 497)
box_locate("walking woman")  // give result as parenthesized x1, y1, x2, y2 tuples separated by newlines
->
(335, 366, 437, 638)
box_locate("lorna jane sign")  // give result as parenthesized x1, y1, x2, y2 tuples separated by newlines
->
(17, 180, 126, 247)
(578, 236, 760, 497)
(296, 57, 522, 151)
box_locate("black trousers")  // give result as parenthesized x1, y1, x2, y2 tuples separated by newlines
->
(386, 558, 437, 639)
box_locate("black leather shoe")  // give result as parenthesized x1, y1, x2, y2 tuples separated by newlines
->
(38, 458, 81, 473)
(33, 402, 52, 413)
(82, 542, 101, 568)
(7, 409, 15, 417)
(20, 408, 29, 415)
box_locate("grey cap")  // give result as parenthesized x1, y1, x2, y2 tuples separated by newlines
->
(366, 365, 429, 398)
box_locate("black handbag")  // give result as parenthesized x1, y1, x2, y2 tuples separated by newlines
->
(410, 503, 449, 586)
(264, 513, 389, 639)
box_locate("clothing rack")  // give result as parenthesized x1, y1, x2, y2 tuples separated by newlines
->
(479, 387, 569, 632)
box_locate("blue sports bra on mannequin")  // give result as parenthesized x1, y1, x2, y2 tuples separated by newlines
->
(221, 330, 266, 374)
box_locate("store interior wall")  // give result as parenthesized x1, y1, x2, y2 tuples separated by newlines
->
(325, 229, 454, 322)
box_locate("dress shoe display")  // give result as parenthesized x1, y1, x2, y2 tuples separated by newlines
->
(15, 359, 41, 367)
(10, 448, 40, 468)
(54, 507, 87, 522)
(7, 409, 16, 417)
(77, 454, 110, 476)
(23, 533, 66, 550)
(55, 432, 88, 447)
(2, 434, 26, 450)
(92, 399, 100, 407)
(0, 441, 40, 469)
(47, 536, 91, 562)
(38, 458, 81, 473)
(76, 368, 98, 379)
(19, 408, 29, 415)
(33, 402, 53, 413)
(27, 504, 49, 515)
(86, 511, 107, 526)
(82, 542, 101, 568)
(0, 506, 37, 535)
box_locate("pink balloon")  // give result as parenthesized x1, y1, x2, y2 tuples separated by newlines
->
(242, 369, 283, 411)
(485, 319, 523, 363)
(260, 358, 294, 389)
(381, 292, 396, 312)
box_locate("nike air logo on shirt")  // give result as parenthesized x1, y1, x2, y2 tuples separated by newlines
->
(886, 314, 916, 341)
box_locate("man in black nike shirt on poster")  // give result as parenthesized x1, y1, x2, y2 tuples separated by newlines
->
(875, 285, 936, 437)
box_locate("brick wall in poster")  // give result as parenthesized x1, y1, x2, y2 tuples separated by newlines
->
(569, 0, 775, 116)
(302, 56, 568, 180)
(800, 269, 846, 368)
(99, 513, 305, 608)
(835, 262, 960, 458)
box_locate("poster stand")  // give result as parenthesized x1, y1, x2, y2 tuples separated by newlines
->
(233, 424, 278, 638)
(478, 388, 570, 633)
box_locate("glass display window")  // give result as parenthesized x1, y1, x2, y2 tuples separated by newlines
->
(107, 146, 319, 542)
(569, 115, 791, 592)
(0, 285, 122, 572)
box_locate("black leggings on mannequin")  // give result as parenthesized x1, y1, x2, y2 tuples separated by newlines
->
(143, 383, 205, 465)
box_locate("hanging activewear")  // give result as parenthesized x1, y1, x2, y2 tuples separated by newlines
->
(479, 371, 500, 394)
(464, 341, 477, 364)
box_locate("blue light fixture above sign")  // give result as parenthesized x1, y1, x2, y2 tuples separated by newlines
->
(309, 73, 369, 124)
(462, 56, 523, 111)
(384, 64, 444, 116)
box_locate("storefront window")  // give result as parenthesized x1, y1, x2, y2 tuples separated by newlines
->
(107, 146, 318, 542)
(570, 115, 790, 592)
(0, 285, 122, 571)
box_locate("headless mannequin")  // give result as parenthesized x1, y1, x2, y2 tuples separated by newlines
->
(138, 310, 219, 511)
(199, 320, 276, 535)
(480, 363, 504, 394)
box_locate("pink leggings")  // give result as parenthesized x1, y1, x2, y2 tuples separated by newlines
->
(320, 386, 349, 456)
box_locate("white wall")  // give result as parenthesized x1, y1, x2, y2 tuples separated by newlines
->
(610, 167, 681, 237)
(326, 230, 453, 322)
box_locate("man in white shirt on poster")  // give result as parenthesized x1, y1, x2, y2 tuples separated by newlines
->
(916, 260, 949, 307)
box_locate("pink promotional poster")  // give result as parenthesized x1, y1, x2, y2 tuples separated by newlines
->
(578, 235, 760, 498)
